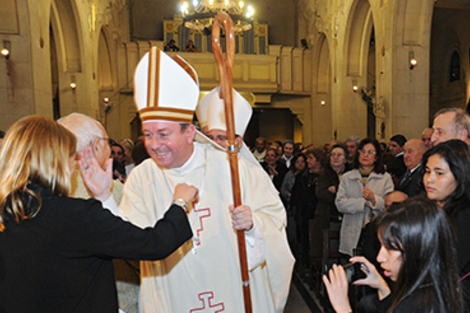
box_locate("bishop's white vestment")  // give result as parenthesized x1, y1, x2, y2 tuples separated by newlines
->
(120, 142, 294, 312)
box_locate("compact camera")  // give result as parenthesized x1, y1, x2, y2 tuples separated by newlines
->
(342, 262, 366, 283)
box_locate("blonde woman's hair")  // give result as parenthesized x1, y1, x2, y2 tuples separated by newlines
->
(0, 115, 77, 231)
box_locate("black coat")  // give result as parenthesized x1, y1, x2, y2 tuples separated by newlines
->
(315, 164, 351, 220)
(0, 184, 192, 313)
(396, 166, 423, 197)
(261, 161, 288, 192)
(385, 153, 406, 187)
(291, 170, 319, 219)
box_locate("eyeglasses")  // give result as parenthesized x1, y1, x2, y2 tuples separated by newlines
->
(98, 137, 113, 147)
(208, 134, 228, 142)
(359, 149, 376, 155)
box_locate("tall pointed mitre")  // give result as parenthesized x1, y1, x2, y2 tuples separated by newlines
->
(196, 86, 260, 166)
(134, 46, 199, 123)
(201, 86, 252, 137)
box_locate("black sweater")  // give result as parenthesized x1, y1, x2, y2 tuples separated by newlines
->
(0, 185, 192, 313)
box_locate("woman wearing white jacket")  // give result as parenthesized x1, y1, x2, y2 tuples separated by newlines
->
(335, 138, 394, 257)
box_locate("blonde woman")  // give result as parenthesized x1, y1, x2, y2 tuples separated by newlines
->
(0, 116, 196, 313)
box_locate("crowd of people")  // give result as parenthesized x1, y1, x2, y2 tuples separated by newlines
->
(251, 107, 470, 312)
(1, 45, 470, 313)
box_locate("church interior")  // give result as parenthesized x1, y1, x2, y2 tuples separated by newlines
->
(1, 0, 470, 311)
(1, 0, 469, 147)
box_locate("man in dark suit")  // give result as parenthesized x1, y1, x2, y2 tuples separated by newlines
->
(388, 134, 407, 187)
(397, 139, 426, 197)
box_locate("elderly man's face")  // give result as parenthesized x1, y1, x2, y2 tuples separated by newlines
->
(431, 112, 460, 145)
(143, 121, 195, 168)
(95, 126, 112, 170)
(403, 139, 425, 170)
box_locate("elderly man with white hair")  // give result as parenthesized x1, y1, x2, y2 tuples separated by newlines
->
(431, 107, 470, 146)
(58, 113, 137, 313)
(58, 113, 123, 204)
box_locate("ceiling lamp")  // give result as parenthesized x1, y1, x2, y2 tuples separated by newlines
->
(180, 0, 255, 33)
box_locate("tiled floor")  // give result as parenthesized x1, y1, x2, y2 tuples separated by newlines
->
(284, 273, 324, 313)
(284, 282, 312, 313)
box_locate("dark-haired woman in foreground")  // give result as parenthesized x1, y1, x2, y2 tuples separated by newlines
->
(421, 139, 470, 310)
(323, 197, 463, 312)
(0, 115, 195, 313)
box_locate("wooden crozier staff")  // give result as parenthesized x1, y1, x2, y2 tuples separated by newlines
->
(212, 13, 252, 313)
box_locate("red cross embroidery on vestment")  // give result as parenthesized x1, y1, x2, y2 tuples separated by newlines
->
(189, 291, 225, 312)
(194, 207, 211, 246)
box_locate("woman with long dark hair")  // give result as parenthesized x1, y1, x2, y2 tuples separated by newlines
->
(421, 139, 470, 309)
(335, 138, 393, 257)
(323, 197, 463, 312)
(0, 116, 195, 312)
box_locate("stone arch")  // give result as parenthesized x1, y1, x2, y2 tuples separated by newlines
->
(49, 0, 83, 117)
(344, 0, 373, 77)
(310, 33, 333, 143)
(315, 34, 331, 93)
(49, 0, 82, 72)
(343, 0, 375, 137)
(50, 28, 60, 119)
(98, 28, 114, 90)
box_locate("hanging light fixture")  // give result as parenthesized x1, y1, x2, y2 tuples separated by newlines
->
(180, 0, 255, 33)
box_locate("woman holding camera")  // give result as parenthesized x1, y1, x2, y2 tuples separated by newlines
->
(323, 197, 463, 312)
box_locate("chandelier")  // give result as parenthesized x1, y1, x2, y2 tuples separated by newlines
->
(180, 0, 255, 33)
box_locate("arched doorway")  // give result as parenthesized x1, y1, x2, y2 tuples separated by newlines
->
(98, 28, 115, 129)
(49, 0, 82, 117)
(366, 28, 376, 138)
(50, 25, 60, 120)
(343, 0, 375, 139)
(311, 33, 332, 144)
